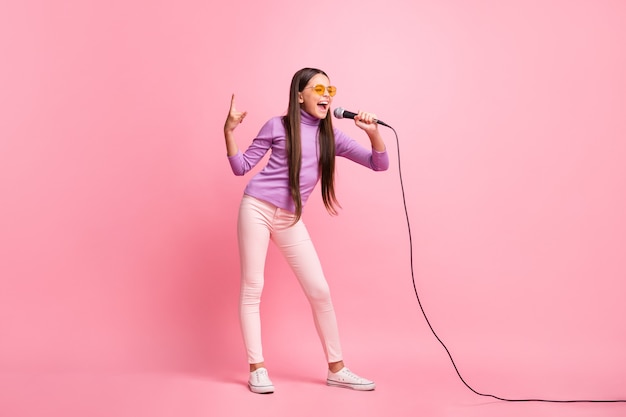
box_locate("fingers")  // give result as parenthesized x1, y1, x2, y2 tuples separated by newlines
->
(354, 110, 378, 130)
(354, 110, 377, 126)
(229, 93, 241, 115)
(225, 94, 247, 132)
(228, 94, 247, 123)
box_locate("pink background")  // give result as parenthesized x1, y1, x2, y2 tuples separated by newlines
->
(1, 0, 625, 416)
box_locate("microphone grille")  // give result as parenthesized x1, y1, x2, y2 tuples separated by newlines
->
(333, 107, 345, 119)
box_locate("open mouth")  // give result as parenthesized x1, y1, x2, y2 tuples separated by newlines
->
(317, 101, 329, 111)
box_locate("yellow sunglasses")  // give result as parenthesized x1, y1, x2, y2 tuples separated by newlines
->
(305, 84, 337, 97)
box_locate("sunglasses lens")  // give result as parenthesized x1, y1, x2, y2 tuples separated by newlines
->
(311, 85, 337, 97)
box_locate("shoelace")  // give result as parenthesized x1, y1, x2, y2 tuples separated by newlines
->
(252, 369, 270, 384)
(336, 369, 364, 382)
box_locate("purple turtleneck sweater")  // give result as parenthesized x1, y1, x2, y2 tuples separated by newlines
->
(228, 110, 389, 213)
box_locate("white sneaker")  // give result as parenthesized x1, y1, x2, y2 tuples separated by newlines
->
(327, 367, 375, 391)
(248, 368, 275, 394)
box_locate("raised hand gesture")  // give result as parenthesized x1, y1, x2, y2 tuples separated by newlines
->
(224, 94, 248, 133)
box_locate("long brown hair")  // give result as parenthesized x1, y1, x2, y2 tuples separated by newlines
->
(283, 68, 340, 223)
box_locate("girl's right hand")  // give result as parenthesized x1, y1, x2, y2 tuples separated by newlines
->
(224, 94, 247, 133)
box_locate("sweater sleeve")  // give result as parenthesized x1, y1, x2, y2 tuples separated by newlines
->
(228, 118, 277, 176)
(334, 128, 389, 171)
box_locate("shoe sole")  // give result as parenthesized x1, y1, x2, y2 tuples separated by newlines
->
(248, 383, 275, 394)
(326, 380, 376, 391)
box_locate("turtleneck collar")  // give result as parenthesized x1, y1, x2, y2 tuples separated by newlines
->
(300, 109, 322, 126)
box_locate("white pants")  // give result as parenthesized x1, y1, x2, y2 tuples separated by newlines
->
(237, 195, 343, 364)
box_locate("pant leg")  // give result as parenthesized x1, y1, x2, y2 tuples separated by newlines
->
(237, 195, 273, 364)
(271, 209, 344, 363)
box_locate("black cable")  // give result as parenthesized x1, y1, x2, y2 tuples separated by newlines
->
(388, 124, 626, 403)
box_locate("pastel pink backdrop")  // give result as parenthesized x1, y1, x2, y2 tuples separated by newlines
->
(1, 0, 625, 415)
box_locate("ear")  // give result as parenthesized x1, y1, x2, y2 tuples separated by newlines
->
(298, 92, 304, 104)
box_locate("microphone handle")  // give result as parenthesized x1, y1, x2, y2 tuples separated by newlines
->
(347, 111, 389, 127)
(335, 107, 390, 127)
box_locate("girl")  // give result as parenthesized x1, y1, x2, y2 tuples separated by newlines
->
(224, 67, 389, 394)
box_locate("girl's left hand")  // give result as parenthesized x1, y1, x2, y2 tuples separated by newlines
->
(353, 111, 379, 132)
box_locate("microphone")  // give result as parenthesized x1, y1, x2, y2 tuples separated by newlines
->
(333, 107, 390, 127)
